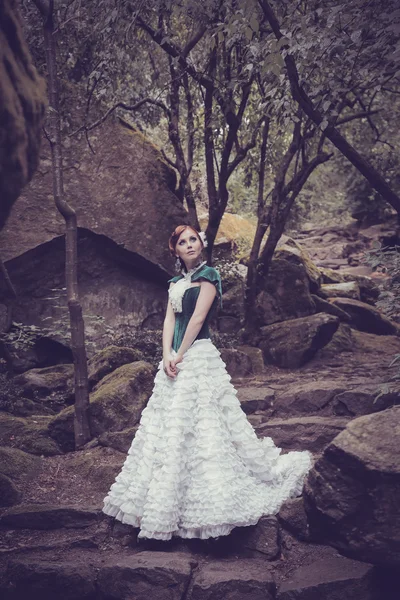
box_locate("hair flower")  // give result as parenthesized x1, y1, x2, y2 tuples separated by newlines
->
(199, 231, 208, 248)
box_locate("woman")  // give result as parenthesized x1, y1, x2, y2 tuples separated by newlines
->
(102, 225, 312, 541)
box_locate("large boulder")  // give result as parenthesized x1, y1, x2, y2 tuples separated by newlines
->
(275, 235, 322, 292)
(0, 118, 188, 351)
(304, 407, 400, 566)
(255, 259, 316, 327)
(0, 0, 46, 229)
(48, 361, 155, 451)
(257, 313, 340, 368)
(329, 297, 400, 335)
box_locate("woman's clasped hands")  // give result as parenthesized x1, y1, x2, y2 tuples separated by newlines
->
(163, 352, 183, 378)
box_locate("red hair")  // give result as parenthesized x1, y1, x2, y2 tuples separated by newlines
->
(168, 225, 203, 256)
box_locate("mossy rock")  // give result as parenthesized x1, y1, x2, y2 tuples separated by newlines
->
(0, 412, 62, 456)
(88, 345, 145, 389)
(0, 446, 42, 484)
(0, 472, 22, 507)
(48, 360, 155, 452)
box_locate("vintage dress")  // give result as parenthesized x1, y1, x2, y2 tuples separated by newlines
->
(102, 263, 312, 540)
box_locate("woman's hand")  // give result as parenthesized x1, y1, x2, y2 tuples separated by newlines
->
(163, 354, 177, 378)
(171, 353, 183, 371)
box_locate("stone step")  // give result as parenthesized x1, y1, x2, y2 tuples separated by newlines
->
(253, 416, 350, 453)
(0, 504, 102, 530)
(277, 555, 377, 600)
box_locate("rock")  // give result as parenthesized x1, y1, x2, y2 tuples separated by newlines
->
(0, 446, 42, 483)
(311, 294, 352, 321)
(330, 297, 399, 335)
(236, 346, 265, 375)
(255, 416, 349, 453)
(278, 498, 310, 541)
(0, 412, 62, 455)
(277, 556, 377, 600)
(0, 0, 46, 230)
(220, 348, 253, 379)
(237, 386, 274, 415)
(240, 516, 280, 559)
(218, 316, 242, 333)
(13, 364, 74, 408)
(98, 426, 138, 453)
(87, 345, 145, 388)
(192, 559, 275, 600)
(313, 323, 354, 359)
(275, 236, 322, 292)
(0, 472, 22, 507)
(0, 504, 101, 529)
(255, 259, 316, 327)
(257, 313, 340, 368)
(3, 557, 96, 600)
(320, 282, 361, 300)
(304, 407, 400, 566)
(97, 552, 195, 600)
(320, 267, 380, 304)
(220, 281, 245, 320)
(333, 388, 399, 417)
(48, 361, 155, 452)
(272, 381, 348, 417)
(62, 449, 125, 493)
(352, 329, 400, 354)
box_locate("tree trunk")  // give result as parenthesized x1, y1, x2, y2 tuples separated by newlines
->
(34, 0, 91, 449)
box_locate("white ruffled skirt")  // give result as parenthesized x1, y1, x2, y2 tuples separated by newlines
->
(102, 339, 312, 540)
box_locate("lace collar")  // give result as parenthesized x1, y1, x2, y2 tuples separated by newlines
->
(168, 261, 207, 313)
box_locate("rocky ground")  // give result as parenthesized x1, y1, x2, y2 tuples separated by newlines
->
(0, 219, 399, 599)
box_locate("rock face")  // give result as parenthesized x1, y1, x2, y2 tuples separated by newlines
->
(255, 259, 316, 327)
(0, 0, 46, 230)
(48, 360, 155, 451)
(0, 119, 186, 268)
(304, 407, 400, 566)
(257, 313, 340, 368)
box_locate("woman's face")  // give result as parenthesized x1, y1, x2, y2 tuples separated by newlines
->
(175, 228, 203, 265)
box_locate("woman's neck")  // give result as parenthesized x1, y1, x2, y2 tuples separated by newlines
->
(183, 258, 205, 273)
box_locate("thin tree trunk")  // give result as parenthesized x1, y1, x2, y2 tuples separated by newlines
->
(33, 0, 91, 449)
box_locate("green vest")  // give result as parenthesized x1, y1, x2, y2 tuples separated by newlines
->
(168, 265, 223, 352)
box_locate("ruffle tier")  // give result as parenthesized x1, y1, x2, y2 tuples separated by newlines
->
(102, 339, 312, 540)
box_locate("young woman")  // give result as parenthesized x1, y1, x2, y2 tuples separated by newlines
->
(102, 225, 312, 540)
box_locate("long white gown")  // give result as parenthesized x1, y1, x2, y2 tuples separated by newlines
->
(102, 264, 312, 540)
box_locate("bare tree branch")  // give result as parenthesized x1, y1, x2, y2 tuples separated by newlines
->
(70, 98, 170, 136)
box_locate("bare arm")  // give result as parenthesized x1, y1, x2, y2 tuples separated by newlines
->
(174, 280, 217, 362)
(162, 283, 176, 377)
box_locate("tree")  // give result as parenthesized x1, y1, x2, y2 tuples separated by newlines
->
(32, 0, 91, 450)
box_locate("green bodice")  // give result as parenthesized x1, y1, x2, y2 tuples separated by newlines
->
(168, 265, 222, 353)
